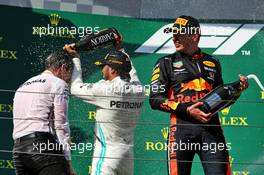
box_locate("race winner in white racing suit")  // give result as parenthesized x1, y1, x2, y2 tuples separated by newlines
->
(64, 43, 145, 175)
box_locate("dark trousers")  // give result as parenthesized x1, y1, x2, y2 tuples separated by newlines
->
(168, 124, 230, 175)
(13, 132, 69, 175)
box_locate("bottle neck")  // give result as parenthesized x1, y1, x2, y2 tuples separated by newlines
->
(229, 80, 240, 90)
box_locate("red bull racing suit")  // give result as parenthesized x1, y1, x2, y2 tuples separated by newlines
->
(149, 49, 231, 175)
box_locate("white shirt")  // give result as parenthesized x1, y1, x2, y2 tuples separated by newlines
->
(13, 71, 71, 160)
(71, 57, 145, 145)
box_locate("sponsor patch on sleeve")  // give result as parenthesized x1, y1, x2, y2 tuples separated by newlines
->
(151, 66, 161, 82)
(160, 100, 179, 111)
(151, 73, 160, 82)
(152, 67, 160, 75)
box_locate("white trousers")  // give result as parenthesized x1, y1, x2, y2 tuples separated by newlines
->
(91, 140, 134, 175)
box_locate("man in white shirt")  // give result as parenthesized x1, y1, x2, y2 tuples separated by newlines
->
(64, 36, 145, 175)
(13, 50, 75, 175)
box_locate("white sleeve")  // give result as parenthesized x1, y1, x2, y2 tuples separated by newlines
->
(129, 64, 140, 83)
(70, 58, 106, 106)
(53, 81, 71, 160)
(119, 49, 140, 83)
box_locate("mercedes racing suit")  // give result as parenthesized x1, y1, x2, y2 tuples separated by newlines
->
(149, 49, 231, 175)
(71, 57, 144, 175)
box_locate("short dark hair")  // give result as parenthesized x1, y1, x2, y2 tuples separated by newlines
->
(45, 50, 73, 72)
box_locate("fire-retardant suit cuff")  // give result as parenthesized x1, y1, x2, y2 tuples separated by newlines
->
(175, 103, 188, 117)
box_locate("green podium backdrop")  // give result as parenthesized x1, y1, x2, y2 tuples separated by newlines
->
(0, 5, 263, 175)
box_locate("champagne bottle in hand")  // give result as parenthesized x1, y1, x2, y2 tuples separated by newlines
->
(75, 28, 121, 51)
(199, 80, 241, 115)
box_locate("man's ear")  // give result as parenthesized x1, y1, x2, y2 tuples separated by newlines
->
(109, 67, 118, 75)
(54, 64, 65, 76)
(61, 64, 66, 71)
(192, 34, 200, 42)
(110, 67, 115, 74)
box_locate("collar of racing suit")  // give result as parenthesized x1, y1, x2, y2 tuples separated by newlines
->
(105, 76, 121, 82)
(109, 76, 130, 83)
(179, 48, 203, 60)
(42, 70, 54, 75)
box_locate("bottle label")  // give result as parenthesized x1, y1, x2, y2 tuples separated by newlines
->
(90, 32, 114, 47)
(204, 93, 222, 109)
